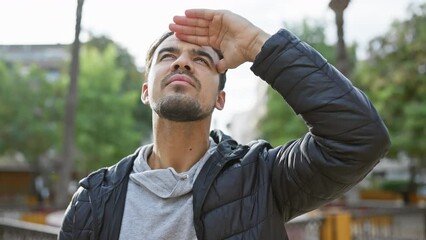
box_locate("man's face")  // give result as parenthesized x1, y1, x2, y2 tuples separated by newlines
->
(142, 34, 225, 122)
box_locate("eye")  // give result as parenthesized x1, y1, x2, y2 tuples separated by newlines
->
(194, 57, 210, 66)
(159, 53, 176, 61)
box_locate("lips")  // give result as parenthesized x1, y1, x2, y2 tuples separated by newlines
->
(165, 74, 195, 88)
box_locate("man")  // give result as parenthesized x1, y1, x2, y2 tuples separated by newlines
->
(59, 9, 390, 240)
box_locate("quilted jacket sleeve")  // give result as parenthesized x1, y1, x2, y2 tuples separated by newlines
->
(251, 29, 391, 221)
(58, 194, 76, 240)
(58, 187, 94, 240)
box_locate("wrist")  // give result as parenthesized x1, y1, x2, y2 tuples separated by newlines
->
(247, 31, 270, 61)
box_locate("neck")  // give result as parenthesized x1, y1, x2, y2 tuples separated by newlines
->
(148, 114, 212, 172)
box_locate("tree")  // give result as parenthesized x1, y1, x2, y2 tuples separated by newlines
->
(355, 3, 426, 164)
(354, 3, 426, 203)
(0, 61, 62, 163)
(85, 35, 152, 137)
(329, 0, 352, 76)
(55, 0, 84, 208)
(0, 4, 152, 209)
(74, 44, 141, 173)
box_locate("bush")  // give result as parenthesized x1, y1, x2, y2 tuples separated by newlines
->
(380, 180, 409, 192)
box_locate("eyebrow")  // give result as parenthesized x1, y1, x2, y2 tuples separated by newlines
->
(157, 46, 215, 66)
(192, 49, 215, 66)
(158, 47, 178, 56)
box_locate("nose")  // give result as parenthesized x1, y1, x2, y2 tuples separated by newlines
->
(171, 54, 192, 72)
(173, 64, 191, 71)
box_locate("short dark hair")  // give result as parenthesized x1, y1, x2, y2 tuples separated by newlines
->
(144, 31, 227, 90)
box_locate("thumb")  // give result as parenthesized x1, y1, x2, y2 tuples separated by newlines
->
(216, 59, 228, 74)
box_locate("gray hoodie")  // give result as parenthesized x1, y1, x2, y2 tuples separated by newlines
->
(119, 139, 217, 240)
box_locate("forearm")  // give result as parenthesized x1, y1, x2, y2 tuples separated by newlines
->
(252, 28, 390, 163)
(255, 29, 390, 220)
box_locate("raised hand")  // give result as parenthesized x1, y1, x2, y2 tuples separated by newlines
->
(169, 9, 270, 73)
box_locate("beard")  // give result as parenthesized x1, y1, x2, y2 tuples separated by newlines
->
(153, 93, 214, 122)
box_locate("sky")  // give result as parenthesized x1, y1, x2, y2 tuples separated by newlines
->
(0, 0, 422, 131)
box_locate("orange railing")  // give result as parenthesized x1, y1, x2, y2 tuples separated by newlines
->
(286, 207, 426, 240)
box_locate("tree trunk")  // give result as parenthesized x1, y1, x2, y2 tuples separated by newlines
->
(405, 159, 418, 205)
(55, 0, 84, 208)
(329, 0, 351, 76)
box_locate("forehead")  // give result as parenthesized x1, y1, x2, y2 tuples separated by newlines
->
(156, 35, 220, 61)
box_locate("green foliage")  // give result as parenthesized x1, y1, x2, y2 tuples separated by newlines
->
(260, 90, 307, 147)
(0, 35, 153, 174)
(380, 179, 409, 192)
(0, 61, 62, 163)
(354, 3, 426, 165)
(70, 44, 144, 173)
(86, 35, 152, 139)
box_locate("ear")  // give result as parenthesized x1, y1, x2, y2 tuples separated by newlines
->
(215, 90, 226, 110)
(141, 83, 149, 105)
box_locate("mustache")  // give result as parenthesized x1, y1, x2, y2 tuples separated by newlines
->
(160, 69, 201, 89)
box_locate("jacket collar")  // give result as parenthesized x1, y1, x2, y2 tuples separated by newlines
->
(79, 129, 237, 190)
(77, 129, 249, 240)
(193, 129, 250, 238)
(79, 147, 139, 190)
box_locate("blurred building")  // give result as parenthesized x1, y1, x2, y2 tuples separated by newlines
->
(226, 79, 269, 144)
(0, 44, 70, 81)
(0, 154, 35, 208)
(0, 44, 70, 208)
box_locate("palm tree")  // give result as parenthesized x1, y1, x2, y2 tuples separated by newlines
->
(329, 0, 351, 76)
(55, 0, 84, 208)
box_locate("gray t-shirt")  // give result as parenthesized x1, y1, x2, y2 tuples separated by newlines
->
(119, 139, 217, 240)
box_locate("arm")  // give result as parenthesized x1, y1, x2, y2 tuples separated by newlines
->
(255, 29, 390, 220)
(171, 9, 391, 220)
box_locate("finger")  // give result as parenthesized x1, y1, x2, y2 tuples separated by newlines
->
(169, 24, 209, 36)
(173, 33, 210, 46)
(216, 59, 228, 74)
(184, 9, 216, 20)
(173, 16, 210, 28)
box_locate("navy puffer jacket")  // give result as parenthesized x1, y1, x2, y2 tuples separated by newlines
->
(59, 29, 390, 240)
